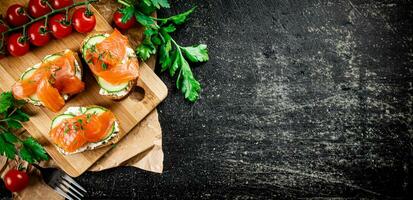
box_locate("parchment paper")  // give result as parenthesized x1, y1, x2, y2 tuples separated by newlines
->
(0, 1, 164, 199)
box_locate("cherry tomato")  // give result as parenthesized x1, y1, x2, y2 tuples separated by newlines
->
(51, 0, 74, 9)
(48, 13, 73, 39)
(3, 169, 30, 192)
(113, 10, 136, 30)
(28, 20, 51, 47)
(7, 33, 30, 57)
(72, 7, 96, 33)
(6, 4, 30, 27)
(28, 0, 52, 18)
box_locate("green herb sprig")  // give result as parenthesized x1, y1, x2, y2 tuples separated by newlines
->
(0, 92, 49, 163)
(117, 0, 209, 102)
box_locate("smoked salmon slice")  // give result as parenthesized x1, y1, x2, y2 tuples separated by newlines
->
(12, 65, 52, 99)
(37, 79, 65, 112)
(94, 60, 140, 84)
(49, 115, 88, 153)
(49, 109, 117, 153)
(96, 29, 127, 61)
(12, 80, 40, 100)
(83, 111, 116, 142)
(85, 29, 139, 85)
(12, 50, 85, 112)
(54, 76, 85, 95)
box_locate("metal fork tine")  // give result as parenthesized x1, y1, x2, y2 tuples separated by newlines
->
(61, 178, 85, 198)
(63, 174, 87, 193)
(54, 186, 75, 200)
(57, 182, 81, 200)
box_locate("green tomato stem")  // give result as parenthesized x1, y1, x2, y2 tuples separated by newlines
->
(85, 3, 94, 17)
(0, 19, 9, 28)
(21, 25, 27, 43)
(26, 14, 34, 21)
(44, 0, 55, 11)
(43, 15, 49, 31)
(65, 8, 70, 22)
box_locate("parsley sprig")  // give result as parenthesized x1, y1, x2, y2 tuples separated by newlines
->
(0, 92, 49, 163)
(117, 0, 209, 102)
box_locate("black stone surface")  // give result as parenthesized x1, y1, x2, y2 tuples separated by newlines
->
(1, 0, 413, 199)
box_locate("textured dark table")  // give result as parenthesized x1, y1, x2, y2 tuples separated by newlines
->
(1, 0, 413, 199)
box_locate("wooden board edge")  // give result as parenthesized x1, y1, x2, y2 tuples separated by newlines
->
(138, 63, 168, 102)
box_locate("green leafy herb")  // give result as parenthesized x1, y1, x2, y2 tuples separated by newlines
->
(98, 53, 103, 60)
(182, 44, 209, 63)
(86, 113, 92, 123)
(64, 125, 69, 134)
(156, 7, 196, 25)
(141, 0, 170, 9)
(102, 63, 108, 70)
(0, 92, 13, 113)
(0, 133, 17, 159)
(3, 132, 18, 143)
(20, 137, 49, 163)
(116, 0, 209, 102)
(90, 45, 97, 53)
(149, 0, 170, 9)
(136, 29, 157, 60)
(120, 6, 135, 23)
(0, 91, 49, 163)
(135, 11, 158, 28)
(155, 24, 208, 102)
(73, 119, 84, 131)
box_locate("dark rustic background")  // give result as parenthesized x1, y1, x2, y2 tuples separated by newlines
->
(2, 0, 413, 199)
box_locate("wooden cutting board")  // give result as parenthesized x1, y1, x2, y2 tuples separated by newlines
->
(0, 1, 167, 177)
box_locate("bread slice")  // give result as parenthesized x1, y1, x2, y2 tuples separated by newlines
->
(16, 49, 83, 106)
(50, 105, 121, 155)
(80, 32, 139, 100)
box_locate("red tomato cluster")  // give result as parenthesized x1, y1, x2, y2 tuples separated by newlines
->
(0, 0, 97, 57)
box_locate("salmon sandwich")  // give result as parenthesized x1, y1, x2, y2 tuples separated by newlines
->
(49, 106, 120, 155)
(12, 49, 85, 112)
(81, 29, 140, 99)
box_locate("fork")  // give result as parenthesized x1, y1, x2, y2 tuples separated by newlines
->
(36, 166, 88, 200)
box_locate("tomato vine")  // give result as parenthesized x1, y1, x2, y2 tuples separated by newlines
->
(0, 0, 97, 54)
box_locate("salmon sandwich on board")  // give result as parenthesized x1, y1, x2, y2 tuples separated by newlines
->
(81, 29, 140, 99)
(12, 49, 85, 112)
(49, 105, 120, 155)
